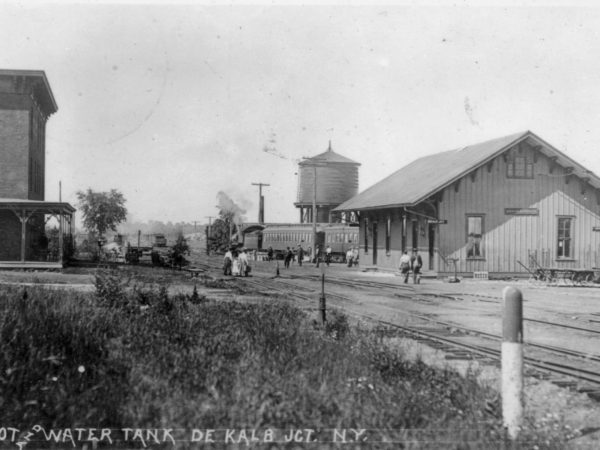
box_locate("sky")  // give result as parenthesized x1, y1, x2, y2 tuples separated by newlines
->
(2, 1, 600, 226)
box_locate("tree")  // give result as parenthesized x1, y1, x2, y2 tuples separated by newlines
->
(207, 214, 236, 253)
(76, 189, 128, 238)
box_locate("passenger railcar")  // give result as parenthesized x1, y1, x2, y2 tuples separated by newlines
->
(253, 223, 359, 262)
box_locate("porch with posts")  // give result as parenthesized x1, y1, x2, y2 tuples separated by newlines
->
(0, 199, 75, 269)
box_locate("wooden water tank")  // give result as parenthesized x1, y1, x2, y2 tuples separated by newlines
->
(295, 143, 360, 221)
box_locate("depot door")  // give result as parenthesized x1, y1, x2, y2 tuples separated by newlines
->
(428, 224, 435, 270)
(372, 222, 378, 265)
(412, 220, 418, 251)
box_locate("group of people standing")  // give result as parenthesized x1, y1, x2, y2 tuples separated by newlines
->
(224, 244, 423, 283)
(313, 244, 334, 267)
(345, 247, 359, 267)
(264, 244, 338, 268)
(399, 248, 423, 284)
(223, 247, 251, 277)
(284, 244, 306, 268)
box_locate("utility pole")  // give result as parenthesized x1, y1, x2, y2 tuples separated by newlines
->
(251, 182, 270, 224)
(301, 156, 327, 256)
(204, 216, 213, 255)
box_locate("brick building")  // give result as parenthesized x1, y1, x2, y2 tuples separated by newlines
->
(0, 69, 75, 267)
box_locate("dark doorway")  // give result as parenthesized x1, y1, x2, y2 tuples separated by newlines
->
(428, 224, 435, 270)
(372, 222, 378, 265)
(412, 220, 418, 251)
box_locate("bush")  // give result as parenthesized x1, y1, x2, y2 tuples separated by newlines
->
(94, 267, 131, 308)
(323, 307, 350, 340)
(170, 234, 190, 269)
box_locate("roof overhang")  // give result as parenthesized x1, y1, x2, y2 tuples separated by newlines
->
(335, 203, 410, 212)
(0, 198, 75, 214)
(241, 224, 265, 234)
(0, 69, 58, 115)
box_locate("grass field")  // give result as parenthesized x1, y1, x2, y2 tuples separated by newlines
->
(0, 268, 572, 449)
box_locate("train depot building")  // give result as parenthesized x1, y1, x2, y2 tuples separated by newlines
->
(0, 69, 75, 268)
(335, 131, 600, 278)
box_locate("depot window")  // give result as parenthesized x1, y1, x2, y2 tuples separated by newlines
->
(557, 217, 573, 259)
(466, 215, 484, 258)
(507, 156, 534, 179)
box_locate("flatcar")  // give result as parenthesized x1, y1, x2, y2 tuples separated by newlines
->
(251, 223, 359, 262)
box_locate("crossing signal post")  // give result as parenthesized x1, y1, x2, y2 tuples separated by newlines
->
(502, 286, 524, 439)
(319, 263, 326, 324)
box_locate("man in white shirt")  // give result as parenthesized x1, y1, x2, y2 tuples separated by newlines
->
(346, 248, 354, 267)
(325, 245, 332, 266)
(399, 250, 411, 283)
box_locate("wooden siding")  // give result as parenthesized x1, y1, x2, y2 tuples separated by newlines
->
(437, 143, 600, 273)
(359, 208, 430, 270)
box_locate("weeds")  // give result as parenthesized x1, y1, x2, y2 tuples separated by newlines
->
(323, 307, 350, 340)
(0, 279, 570, 449)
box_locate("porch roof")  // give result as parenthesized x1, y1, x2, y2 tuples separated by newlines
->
(0, 198, 76, 214)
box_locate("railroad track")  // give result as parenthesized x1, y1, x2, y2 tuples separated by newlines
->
(287, 272, 600, 337)
(195, 257, 600, 396)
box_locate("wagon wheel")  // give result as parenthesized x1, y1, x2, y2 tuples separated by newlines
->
(587, 272, 595, 282)
(534, 269, 545, 281)
(583, 272, 594, 286)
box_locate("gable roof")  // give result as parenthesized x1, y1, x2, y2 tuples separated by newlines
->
(334, 130, 600, 211)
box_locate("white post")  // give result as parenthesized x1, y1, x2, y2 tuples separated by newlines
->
(502, 286, 524, 439)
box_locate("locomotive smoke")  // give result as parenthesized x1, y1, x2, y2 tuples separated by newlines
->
(216, 191, 247, 229)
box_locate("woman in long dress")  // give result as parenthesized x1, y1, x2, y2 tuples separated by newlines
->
(231, 250, 241, 276)
(238, 249, 249, 276)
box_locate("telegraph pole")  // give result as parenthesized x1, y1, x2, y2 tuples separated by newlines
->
(301, 156, 327, 257)
(204, 216, 213, 255)
(251, 182, 270, 224)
